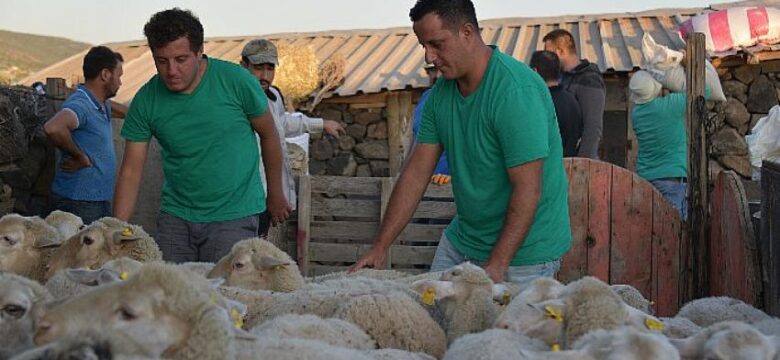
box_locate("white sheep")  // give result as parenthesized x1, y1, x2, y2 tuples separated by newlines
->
(249, 314, 377, 350)
(442, 329, 548, 360)
(10, 329, 157, 360)
(219, 283, 448, 358)
(208, 237, 304, 292)
(177, 261, 215, 277)
(670, 321, 779, 360)
(755, 317, 780, 337)
(410, 262, 512, 343)
(675, 296, 771, 327)
(0, 214, 62, 281)
(0, 272, 52, 359)
(610, 284, 653, 314)
(660, 316, 702, 339)
(42, 217, 161, 280)
(43, 257, 144, 300)
(43, 210, 83, 240)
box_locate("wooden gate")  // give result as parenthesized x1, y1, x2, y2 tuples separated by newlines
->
(297, 158, 686, 315)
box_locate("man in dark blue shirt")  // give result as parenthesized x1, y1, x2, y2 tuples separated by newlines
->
(530, 50, 583, 157)
(44, 46, 124, 224)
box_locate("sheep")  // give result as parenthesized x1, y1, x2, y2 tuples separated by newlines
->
(409, 262, 512, 343)
(442, 329, 548, 360)
(494, 276, 565, 335)
(0, 272, 52, 360)
(444, 326, 679, 360)
(208, 237, 304, 292)
(234, 337, 435, 360)
(43, 257, 144, 300)
(311, 268, 414, 283)
(218, 284, 448, 358)
(43, 211, 83, 240)
(610, 284, 653, 314)
(249, 314, 377, 350)
(177, 261, 215, 277)
(0, 214, 62, 281)
(670, 321, 779, 360)
(42, 217, 161, 280)
(10, 329, 156, 360)
(676, 296, 771, 327)
(34, 263, 241, 359)
(755, 317, 780, 337)
(660, 316, 702, 339)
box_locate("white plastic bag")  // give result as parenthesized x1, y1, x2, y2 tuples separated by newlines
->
(641, 33, 726, 101)
(746, 105, 780, 180)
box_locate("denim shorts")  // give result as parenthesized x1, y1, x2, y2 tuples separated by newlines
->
(430, 233, 561, 288)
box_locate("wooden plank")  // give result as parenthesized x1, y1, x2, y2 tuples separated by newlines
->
(321, 92, 388, 105)
(311, 221, 378, 242)
(412, 201, 457, 219)
(761, 160, 780, 316)
(387, 92, 402, 177)
(381, 178, 394, 269)
(399, 91, 415, 174)
(626, 100, 638, 172)
(398, 223, 447, 243)
(626, 173, 654, 297)
(45, 77, 68, 100)
(349, 102, 387, 109)
(686, 32, 709, 298)
(559, 158, 589, 283)
(297, 175, 312, 276)
(423, 183, 454, 198)
(310, 242, 371, 262)
(652, 191, 682, 317)
(311, 198, 380, 218)
(310, 176, 381, 196)
(586, 160, 611, 281)
(390, 245, 438, 265)
(609, 167, 633, 286)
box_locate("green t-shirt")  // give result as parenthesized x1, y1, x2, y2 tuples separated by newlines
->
(631, 92, 688, 181)
(418, 47, 572, 266)
(122, 57, 268, 222)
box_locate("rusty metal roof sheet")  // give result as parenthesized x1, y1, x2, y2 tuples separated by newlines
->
(20, 1, 779, 103)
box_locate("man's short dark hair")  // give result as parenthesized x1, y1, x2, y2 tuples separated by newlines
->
(82, 46, 123, 81)
(143, 8, 204, 53)
(542, 29, 577, 54)
(409, 0, 479, 32)
(529, 50, 560, 83)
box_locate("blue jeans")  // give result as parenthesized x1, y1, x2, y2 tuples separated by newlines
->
(49, 193, 111, 225)
(650, 179, 688, 221)
(430, 233, 561, 287)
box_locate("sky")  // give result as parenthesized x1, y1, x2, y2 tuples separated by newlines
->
(0, 0, 735, 45)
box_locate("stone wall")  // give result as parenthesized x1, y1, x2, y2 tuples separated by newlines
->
(710, 60, 780, 178)
(308, 103, 391, 177)
(0, 86, 57, 216)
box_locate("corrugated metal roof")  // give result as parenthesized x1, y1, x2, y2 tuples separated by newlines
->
(20, 1, 778, 103)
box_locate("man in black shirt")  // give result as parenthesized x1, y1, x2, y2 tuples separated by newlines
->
(530, 50, 583, 157)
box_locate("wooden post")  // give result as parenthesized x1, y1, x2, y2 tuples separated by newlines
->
(296, 175, 312, 277)
(45, 78, 68, 100)
(626, 96, 638, 172)
(760, 160, 780, 316)
(380, 177, 395, 269)
(685, 33, 709, 299)
(387, 91, 414, 177)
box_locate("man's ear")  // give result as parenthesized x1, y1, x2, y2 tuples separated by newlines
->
(461, 22, 476, 39)
(100, 68, 112, 82)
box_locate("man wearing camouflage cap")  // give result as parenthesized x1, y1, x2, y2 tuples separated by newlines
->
(240, 39, 345, 212)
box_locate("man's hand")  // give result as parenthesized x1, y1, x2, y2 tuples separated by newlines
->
(266, 192, 291, 226)
(61, 153, 91, 172)
(483, 261, 507, 283)
(323, 120, 346, 138)
(349, 245, 388, 272)
(430, 174, 451, 185)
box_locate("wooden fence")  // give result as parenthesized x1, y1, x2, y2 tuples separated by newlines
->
(760, 161, 780, 316)
(297, 158, 687, 315)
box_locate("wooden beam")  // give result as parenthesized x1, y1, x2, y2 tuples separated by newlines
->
(626, 98, 637, 172)
(45, 78, 68, 100)
(296, 175, 312, 276)
(685, 32, 709, 299)
(387, 91, 414, 177)
(381, 177, 394, 269)
(321, 92, 388, 105)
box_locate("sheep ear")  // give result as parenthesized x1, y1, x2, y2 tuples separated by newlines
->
(96, 269, 122, 285)
(410, 280, 457, 301)
(111, 226, 143, 243)
(208, 277, 226, 288)
(253, 254, 290, 270)
(64, 268, 101, 286)
(669, 337, 702, 358)
(28, 217, 62, 248)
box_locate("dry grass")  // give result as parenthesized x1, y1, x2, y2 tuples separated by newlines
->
(274, 43, 319, 110)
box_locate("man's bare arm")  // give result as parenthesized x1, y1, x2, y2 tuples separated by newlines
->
(113, 141, 149, 221)
(483, 159, 544, 282)
(44, 110, 89, 166)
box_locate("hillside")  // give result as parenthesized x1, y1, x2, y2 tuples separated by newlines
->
(0, 29, 90, 84)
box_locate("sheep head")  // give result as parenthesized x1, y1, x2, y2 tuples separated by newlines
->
(44, 210, 84, 239)
(0, 214, 61, 278)
(0, 272, 51, 358)
(671, 321, 778, 360)
(35, 263, 233, 358)
(64, 257, 145, 286)
(209, 237, 304, 292)
(44, 218, 157, 280)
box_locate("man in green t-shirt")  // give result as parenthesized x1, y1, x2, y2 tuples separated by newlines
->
(113, 8, 289, 263)
(351, 0, 571, 285)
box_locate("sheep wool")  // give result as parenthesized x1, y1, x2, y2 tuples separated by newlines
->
(249, 314, 377, 350)
(676, 296, 771, 327)
(443, 329, 548, 360)
(208, 237, 304, 292)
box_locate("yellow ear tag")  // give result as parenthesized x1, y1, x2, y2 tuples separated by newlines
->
(121, 227, 133, 236)
(231, 308, 244, 329)
(501, 291, 511, 306)
(551, 344, 561, 352)
(208, 294, 217, 305)
(544, 305, 564, 322)
(119, 271, 129, 281)
(272, 265, 283, 271)
(421, 288, 436, 305)
(645, 318, 664, 332)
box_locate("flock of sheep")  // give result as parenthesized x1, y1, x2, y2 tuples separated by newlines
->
(0, 211, 779, 359)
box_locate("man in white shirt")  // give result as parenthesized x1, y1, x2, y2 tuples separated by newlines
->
(240, 39, 345, 220)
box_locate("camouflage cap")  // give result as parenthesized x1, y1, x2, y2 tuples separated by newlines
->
(241, 39, 278, 65)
